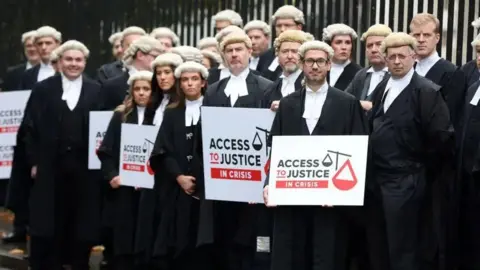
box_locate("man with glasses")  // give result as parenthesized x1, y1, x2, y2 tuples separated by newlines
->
(263, 40, 370, 270)
(369, 32, 454, 270)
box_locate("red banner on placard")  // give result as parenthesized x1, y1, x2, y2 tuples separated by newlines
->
(275, 180, 329, 189)
(122, 163, 145, 172)
(0, 126, 19, 133)
(211, 168, 262, 182)
(0, 161, 12, 167)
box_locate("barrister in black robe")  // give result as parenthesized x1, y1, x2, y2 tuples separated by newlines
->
(98, 71, 156, 269)
(460, 37, 480, 88)
(200, 33, 273, 270)
(101, 71, 130, 109)
(23, 41, 103, 269)
(150, 61, 213, 270)
(97, 60, 124, 85)
(244, 20, 270, 72)
(4, 64, 29, 91)
(369, 33, 454, 270)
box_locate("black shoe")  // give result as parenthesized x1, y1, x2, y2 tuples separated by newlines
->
(2, 232, 27, 244)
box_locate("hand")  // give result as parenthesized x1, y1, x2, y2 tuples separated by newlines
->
(270, 101, 280, 112)
(31, 166, 37, 179)
(360, 101, 373, 111)
(263, 186, 276, 207)
(176, 175, 196, 195)
(110, 176, 121, 189)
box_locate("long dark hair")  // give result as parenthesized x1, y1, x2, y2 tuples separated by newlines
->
(169, 73, 207, 109)
(150, 64, 179, 110)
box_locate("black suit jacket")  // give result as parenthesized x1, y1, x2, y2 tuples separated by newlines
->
(327, 62, 363, 91)
(263, 72, 303, 108)
(257, 48, 283, 81)
(345, 67, 390, 101)
(461, 60, 480, 89)
(101, 71, 130, 110)
(3, 63, 27, 91)
(96, 61, 124, 85)
(20, 64, 40, 90)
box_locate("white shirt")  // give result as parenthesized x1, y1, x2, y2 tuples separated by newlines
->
(61, 74, 82, 111)
(225, 68, 250, 106)
(268, 57, 279, 71)
(185, 96, 204, 126)
(470, 83, 480, 106)
(26, 62, 33, 70)
(128, 66, 138, 77)
(366, 66, 389, 96)
(415, 51, 441, 77)
(280, 69, 302, 97)
(302, 83, 329, 134)
(329, 60, 350, 87)
(136, 106, 146, 125)
(153, 94, 170, 126)
(37, 62, 55, 82)
(383, 68, 415, 112)
(220, 67, 231, 80)
(249, 57, 260, 70)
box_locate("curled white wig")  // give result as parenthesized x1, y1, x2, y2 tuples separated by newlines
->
(198, 37, 218, 50)
(174, 61, 209, 80)
(151, 52, 184, 70)
(244, 20, 271, 36)
(122, 36, 165, 65)
(322, 23, 358, 42)
(170, 46, 204, 64)
(50, 46, 61, 63)
(21, 30, 37, 44)
(361, 24, 392, 42)
(298, 40, 334, 60)
(35, 26, 62, 42)
(271, 5, 305, 25)
(127, 70, 154, 86)
(472, 34, 480, 47)
(219, 32, 252, 52)
(274, 30, 311, 55)
(473, 17, 480, 29)
(380, 32, 418, 55)
(201, 50, 222, 66)
(150, 27, 180, 46)
(121, 26, 147, 43)
(212, 9, 243, 27)
(108, 32, 123, 44)
(57, 40, 90, 58)
(215, 25, 245, 43)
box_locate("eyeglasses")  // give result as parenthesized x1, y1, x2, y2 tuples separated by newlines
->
(303, 58, 328, 67)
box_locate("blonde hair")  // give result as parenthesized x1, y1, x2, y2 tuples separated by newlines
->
(410, 13, 440, 33)
(380, 32, 418, 55)
(116, 71, 154, 120)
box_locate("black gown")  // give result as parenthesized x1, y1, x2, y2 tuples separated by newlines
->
(460, 60, 480, 88)
(369, 72, 454, 270)
(327, 62, 363, 91)
(19, 64, 40, 90)
(149, 105, 212, 270)
(97, 107, 154, 269)
(100, 71, 130, 110)
(256, 48, 283, 81)
(3, 63, 27, 91)
(96, 60, 124, 85)
(345, 66, 390, 101)
(265, 86, 389, 270)
(262, 72, 303, 108)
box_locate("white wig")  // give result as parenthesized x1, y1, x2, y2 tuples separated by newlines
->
(201, 50, 222, 66)
(380, 32, 418, 55)
(212, 9, 243, 27)
(322, 23, 358, 42)
(271, 5, 305, 25)
(198, 37, 218, 50)
(244, 20, 271, 36)
(171, 46, 204, 64)
(472, 18, 480, 47)
(215, 25, 245, 43)
(274, 30, 311, 55)
(50, 47, 61, 63)
(122, 36, 165, 65)
(57, 40, 90, 58)
(121, 26, 147, 43)
(298, 40, 334, 60)
(219, 32, 252, 52)
(108, 32, 123, 44)
(473, 18, 480, 29)
(21, 30, 37, 44)
(151, 52, 184, 70)
(150, 27, 180, 46)
(35, 26, 62, 42)
(472, 34, 480, 47)
(361, 24, 392, 42)
(127, 70, 154, 86)
(174, 61, 209, 80)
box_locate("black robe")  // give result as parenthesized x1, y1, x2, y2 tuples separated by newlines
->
(19, 64, 40, 90)
(101, 71, 130, 110)
(256, 48, 283, 81)
(96, 60, 124, 85)
(460, 60, 480, 89)
(97, 108, 154, 257)
(23, 74, 103, 242)
(327, 62, 363, 91)
(262, 72, 303, 108)
(3, 63, 27, 91)
(369, 72, 454, 270)
(456, 80, 480, 269)
(199, 72, 273, 269)
(345, 67, 390, 101)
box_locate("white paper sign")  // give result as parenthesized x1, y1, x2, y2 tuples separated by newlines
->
(0, 90, 31, 146)
(88, 111, 114, 169)
(0, 145, 14, 179)
(201, 107, 275, 203)
(268, 135, 368, 206)
(119, 123, 160, 189)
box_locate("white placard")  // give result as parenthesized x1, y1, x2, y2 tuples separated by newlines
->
(268, 135, 368, 206)
(201, 107, 275, 203)
(0, 90, 31, 146)
(88, 111, 114, 169)
(0, 145, 14, 179)
(119, 123, 160, 189)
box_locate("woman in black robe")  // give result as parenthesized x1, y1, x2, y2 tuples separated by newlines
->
(149, 61, 213, 270)
(97, 70, 156, 270)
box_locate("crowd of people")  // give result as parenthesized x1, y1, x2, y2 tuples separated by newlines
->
(1, 4, 480, 270)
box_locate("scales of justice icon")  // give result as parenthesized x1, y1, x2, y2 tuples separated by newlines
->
(142, 139, 155, 175)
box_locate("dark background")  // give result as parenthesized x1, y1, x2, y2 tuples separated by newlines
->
(0, 0, 478, 81)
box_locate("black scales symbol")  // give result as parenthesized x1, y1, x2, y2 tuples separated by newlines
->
(254, 127, 271, 156)
(324, 150, 352, 170)
(142, 139, 155, 156)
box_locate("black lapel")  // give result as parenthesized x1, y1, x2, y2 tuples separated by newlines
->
(360, 72, 373, 100)
(335, 62, 359, 90)
(235, 73, 257, 107)
(424, 59, 444, 83)
(294, 72, 304, 90)
(290, 89, 308, 135)
(215, 78, 231, 107)
(49, 75, 64, 124)
(272, 78, 283, 100)
(126, 106, 139, 124)
(32, 65, 40, 83)
(464, 81, 480, 127)
(470, 68, 480, 87)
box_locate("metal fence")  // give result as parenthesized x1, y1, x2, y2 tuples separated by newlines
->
(1, 0, 479, 80)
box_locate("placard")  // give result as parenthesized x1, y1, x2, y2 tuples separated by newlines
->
(0, 90, 31, 146)
(88, 111, 114, 169)
(119, 123, 160, 189)
(0, 145, 14, 179)
(268, 135, 368, 206)
(201, 107, 275, 203)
